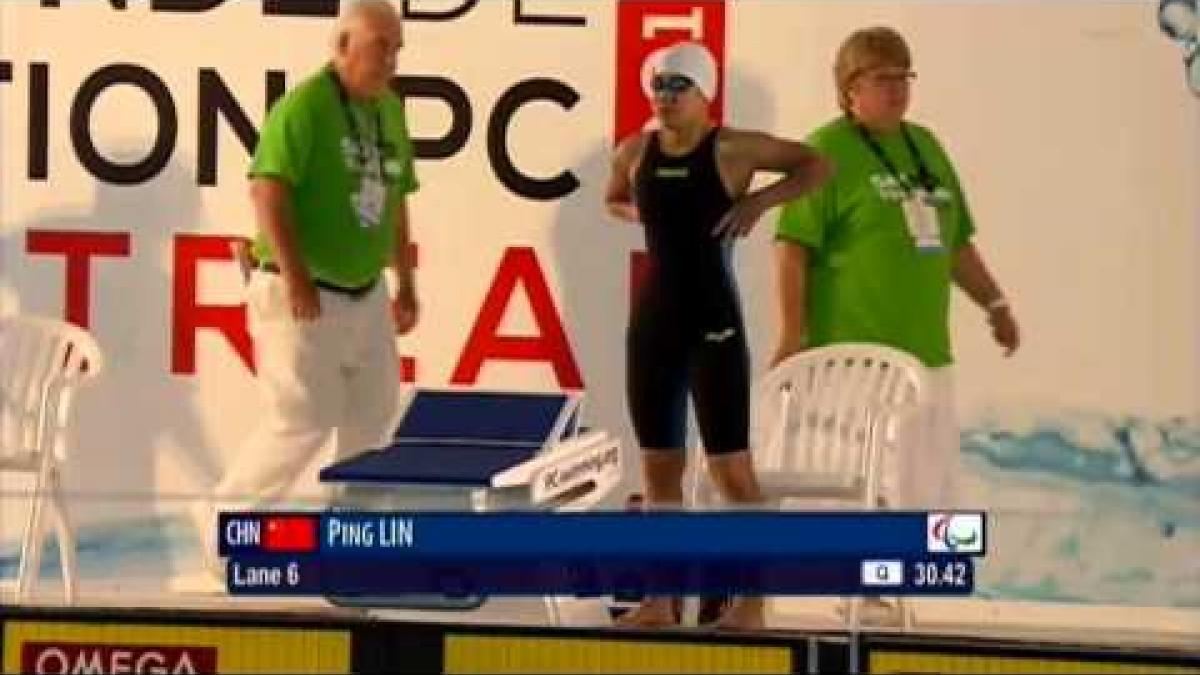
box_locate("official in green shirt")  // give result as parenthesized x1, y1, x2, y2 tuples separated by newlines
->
(196, 0, 420, 582)
(772, 25, 1022, 626)
(774, 27, 1021, 517)
(248, 65, 419, 292)
(775, 28, 1018, 369)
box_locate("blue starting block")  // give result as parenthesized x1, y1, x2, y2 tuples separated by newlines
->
(318, 389, 621, 617)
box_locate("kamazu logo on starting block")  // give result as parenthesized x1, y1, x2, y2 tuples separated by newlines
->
(540, 444, 621, 494)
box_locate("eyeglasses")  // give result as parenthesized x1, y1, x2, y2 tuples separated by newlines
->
(860, 69, 917, 87)
(652, 74, 695, 97)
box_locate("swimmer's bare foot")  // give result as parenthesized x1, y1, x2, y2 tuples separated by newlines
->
(613, 597, 680, 628)
(712, 596, 766, 631)
(697, 594, 730, 626)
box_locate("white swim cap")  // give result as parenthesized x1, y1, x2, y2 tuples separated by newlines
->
(641, 41, 719, 102)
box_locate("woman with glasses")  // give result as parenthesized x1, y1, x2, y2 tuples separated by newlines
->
(604, 41, 831, 630)
(773, 27, 1019, 620)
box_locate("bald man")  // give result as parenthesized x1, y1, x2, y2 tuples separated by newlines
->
(194, 0, 420, 577)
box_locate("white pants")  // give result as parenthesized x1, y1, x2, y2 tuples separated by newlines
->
(211, 271, 401, 515)
(882, 366, 960, 510)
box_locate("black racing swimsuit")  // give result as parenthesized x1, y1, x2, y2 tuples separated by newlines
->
(627, 127, 750, 455)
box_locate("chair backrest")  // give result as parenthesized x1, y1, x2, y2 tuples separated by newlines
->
(0, 316, 104, 461)
(753, 343, 927, 493)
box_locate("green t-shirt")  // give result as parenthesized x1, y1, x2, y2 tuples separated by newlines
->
(776, 116, 975, 367)
(249, 66, 419, 288)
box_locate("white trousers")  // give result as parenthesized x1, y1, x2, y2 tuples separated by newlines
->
(211, 271, 401, 514)
(882, 366, 960, 510)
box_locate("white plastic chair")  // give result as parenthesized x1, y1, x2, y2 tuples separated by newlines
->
(692, 343, 928, 633)
(0, 316, 104, 604)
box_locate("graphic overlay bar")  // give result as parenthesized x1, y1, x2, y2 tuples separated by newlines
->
(861, 560, 904, 587)
(227, 556, 975, 596)
(219, 512, 984, 596)
(220, 511, 986, 558)
(926, 512, 986, 555)
(218, 513, 320, 556)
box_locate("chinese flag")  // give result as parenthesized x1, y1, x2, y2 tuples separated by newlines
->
(262, 516, 317, 553)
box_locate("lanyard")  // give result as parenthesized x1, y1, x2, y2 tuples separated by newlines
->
(853, 120, 939, 194)
(329, 70, 386, 178)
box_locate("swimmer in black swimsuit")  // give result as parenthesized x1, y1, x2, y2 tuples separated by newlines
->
(605, 41, 831, 630)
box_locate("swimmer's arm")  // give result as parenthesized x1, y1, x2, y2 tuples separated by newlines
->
(772, 241, 808, 369)
(713, 131, 831, 238)
(605, 133, 645, 223)
(735, 131, 832, 209)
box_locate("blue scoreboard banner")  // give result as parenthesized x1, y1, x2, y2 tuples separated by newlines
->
(219, 511, 984, 597)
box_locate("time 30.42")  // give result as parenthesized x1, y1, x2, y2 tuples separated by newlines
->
(912, 560, 971, 588)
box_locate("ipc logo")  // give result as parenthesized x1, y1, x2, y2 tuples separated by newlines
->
(927, 513, 984, 554)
